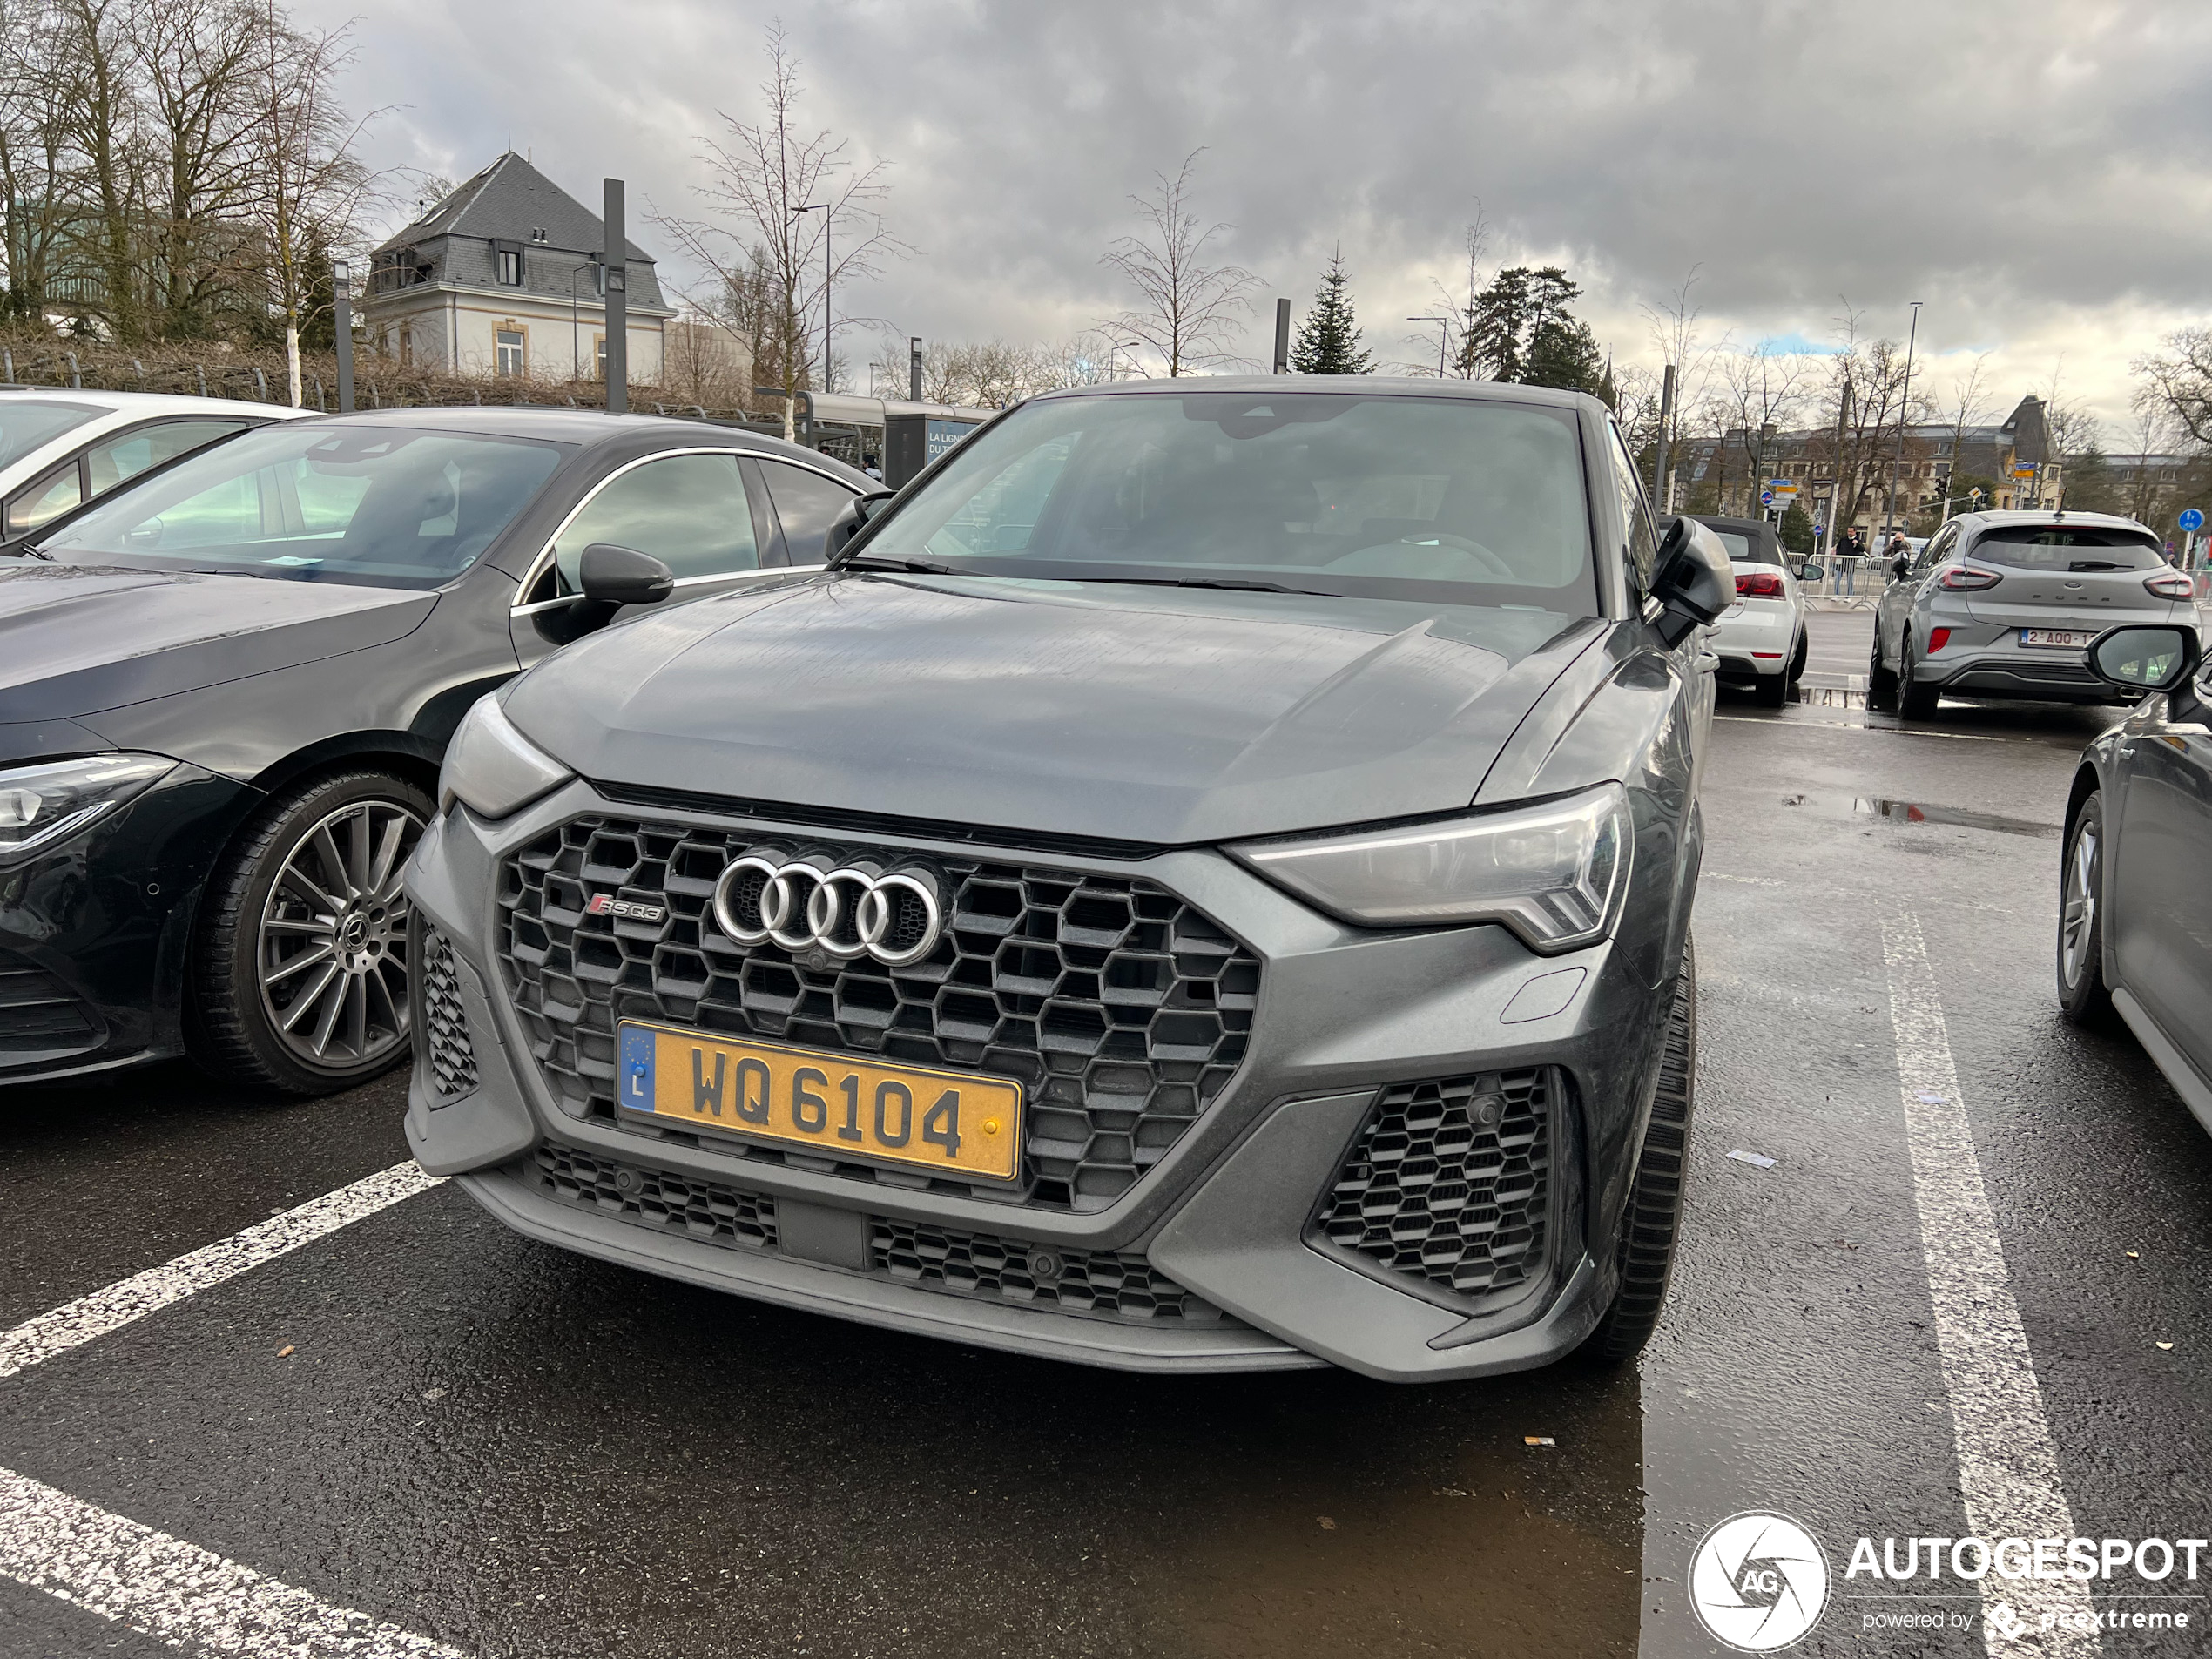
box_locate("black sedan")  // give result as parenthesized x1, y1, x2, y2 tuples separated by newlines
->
(2059, 622, 2212, 1134)
(0, 407, 872, 1094)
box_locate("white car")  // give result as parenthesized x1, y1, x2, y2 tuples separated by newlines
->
(0, 387, 304, 545)
(1693, 514, 1809, 707)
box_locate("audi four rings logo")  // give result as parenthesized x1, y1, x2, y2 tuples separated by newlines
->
(712, 850, 943, 967)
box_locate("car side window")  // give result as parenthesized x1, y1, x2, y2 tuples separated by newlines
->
(1912, 528, 1951, 575)
(757, 459, 858, 565)
(1608, 426, 1659, 595)
(8, 460, 83, 532)
(553, 452, 758, 590)
(84, 420, 249, 496)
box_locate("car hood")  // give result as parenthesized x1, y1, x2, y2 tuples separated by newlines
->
(506, 574, 1604, 844)
(0, 560, 437, 721)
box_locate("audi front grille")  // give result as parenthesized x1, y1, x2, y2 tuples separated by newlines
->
(496, 814, 1260, 1211)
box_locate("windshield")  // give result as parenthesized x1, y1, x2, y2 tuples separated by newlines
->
(1970, 525, 2165, 572)
(39, 422, 567, 588)
(0, 398, 100, 469)
(857, 392, 1598, 611)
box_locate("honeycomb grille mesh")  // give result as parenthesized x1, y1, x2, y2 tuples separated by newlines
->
(873, 1218, 1232, 1324)
(532, 1143, 778, 1251)
(418, 928, 480, 1100)
(525, 1144, 1237, 1329)
(496, 815, 1259, 1211)
(1312, 1069, 1554, 1305)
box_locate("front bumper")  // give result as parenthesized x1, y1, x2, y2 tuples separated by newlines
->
(0, 762, 254, 1085)
(406, 780, 1682, 1381)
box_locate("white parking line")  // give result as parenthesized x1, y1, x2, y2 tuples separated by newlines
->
(0, 1464, 464, 1657)
(1879, 907, 2100, 1656)
(0, 1161, 439, 1383)
(0, 1161, 455, 1656)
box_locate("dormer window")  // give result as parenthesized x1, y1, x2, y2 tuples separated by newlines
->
(497, 246, 523, 285)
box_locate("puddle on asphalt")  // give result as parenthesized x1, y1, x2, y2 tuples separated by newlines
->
(1851, 798, 2060, 838)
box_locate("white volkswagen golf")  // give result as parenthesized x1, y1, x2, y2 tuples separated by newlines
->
(1693, 515, 1809, 707)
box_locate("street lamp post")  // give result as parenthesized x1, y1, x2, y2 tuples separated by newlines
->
(331, 258, 354, 414)
(1409, 316, 1452, 378)
(1109, 341, 1143, 381)
(1880, 300, 1923, 543)
(570, 260, 601, 381)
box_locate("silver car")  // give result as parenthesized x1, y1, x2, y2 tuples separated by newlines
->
(1870, 510, 2195, 719)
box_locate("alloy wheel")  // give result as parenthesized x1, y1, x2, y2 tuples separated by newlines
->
(255, 799, 424, 1070)
(2059, 819, 2098, 990)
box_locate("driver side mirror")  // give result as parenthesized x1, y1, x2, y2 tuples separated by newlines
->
(577, 542, 675, 606)
(1647, 516, 1732, 646)
(2087, 624, 2203, 721)
(1797, 561, 1824, 581)
(825, 489, 898, 561)
(1891, 556, 1911, 583)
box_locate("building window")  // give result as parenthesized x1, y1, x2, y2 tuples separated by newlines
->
(496, 327, 525, 378)
(498, 246, 522, 285)
(592, 334, 606, 381)
(400, 326, 414, 367)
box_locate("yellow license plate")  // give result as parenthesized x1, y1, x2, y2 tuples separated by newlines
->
(615, 1021, 1022, 1183)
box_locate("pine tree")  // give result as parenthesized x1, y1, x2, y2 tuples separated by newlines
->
(1289, 247, 1372, 375)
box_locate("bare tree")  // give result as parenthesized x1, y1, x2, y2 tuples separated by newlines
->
(652, 24, 907, 437)
(136, 0, 266, 337)
(1939, 351, 1993, 512)
(1100, 150, 1257, 376)
(2137, 327, 2212, 449)
(246, 11, 376, 404)
(1641, 266, 1729, 504)
(0, 2, 88, 323)
(1714, 347, 1810, 516)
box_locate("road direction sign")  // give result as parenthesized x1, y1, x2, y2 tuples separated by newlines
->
(2010, 462, 2037, 479)
(2180, 507, 2204, 533)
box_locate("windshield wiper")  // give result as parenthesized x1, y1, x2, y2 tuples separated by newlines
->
(833, 555, 958, 575)
(1064, 575, 1332, 597)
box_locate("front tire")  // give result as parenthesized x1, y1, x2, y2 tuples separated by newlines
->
(1898, 634, 1940, 720)
(1585, 941, 1696, 1366)
(190, 770, 430, 1096)
(2057, 792, 2114, 1027)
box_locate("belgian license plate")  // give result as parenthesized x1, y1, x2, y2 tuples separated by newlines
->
(2020, 629, 2095, 649)
(615, 1021, 1022, 1183)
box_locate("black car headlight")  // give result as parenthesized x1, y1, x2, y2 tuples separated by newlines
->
(439, 694, 574, 819)
(0, 753, 178, 866)
(1228, 782, 1633, 954)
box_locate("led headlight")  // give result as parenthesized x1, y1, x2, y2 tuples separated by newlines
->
(1229, 782, 1633, 954)
(0, 752, 178, 866)
(439, 693, 573, 819)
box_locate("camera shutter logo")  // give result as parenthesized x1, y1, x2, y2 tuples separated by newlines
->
(1688, 1512, 1830, 1652)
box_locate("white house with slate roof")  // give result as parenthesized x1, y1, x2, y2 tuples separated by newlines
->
(362, 153, 677, 385)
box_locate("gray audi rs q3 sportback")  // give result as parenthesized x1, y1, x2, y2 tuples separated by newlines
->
(408, 380, 1732, 1381)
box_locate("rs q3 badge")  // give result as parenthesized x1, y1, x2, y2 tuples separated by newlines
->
(586, 894, 667, 922)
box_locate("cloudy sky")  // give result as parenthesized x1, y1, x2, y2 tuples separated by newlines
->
(300, 0, 2212, 435)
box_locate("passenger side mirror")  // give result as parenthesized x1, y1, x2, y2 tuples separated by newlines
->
(2087, 624, 2202, 722)
(1647, 516, 1732, 646)
(826, 489, 898, 560)
(577, 543, 675, 607)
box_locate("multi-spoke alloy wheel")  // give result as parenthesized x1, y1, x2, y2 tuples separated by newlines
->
(191, 771, 435, 1095)
(258, 799, 422, 1069)
(2055, 791, 2114, 1026)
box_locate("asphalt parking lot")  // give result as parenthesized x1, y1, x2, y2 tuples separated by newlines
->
(3, 610, 2209, 1659)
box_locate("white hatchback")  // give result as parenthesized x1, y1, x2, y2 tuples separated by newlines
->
(1693, 515, 1809, 707)
(0, 387, 304, 547)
